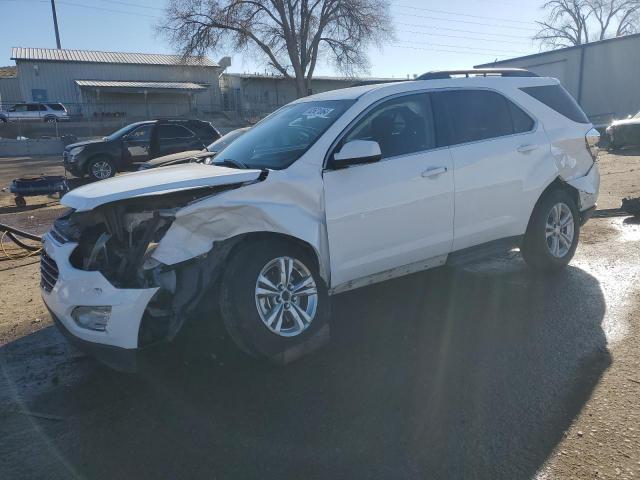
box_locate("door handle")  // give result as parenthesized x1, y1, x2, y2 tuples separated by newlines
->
(517, 144, 539, 154)
(421, 166, 448, 178)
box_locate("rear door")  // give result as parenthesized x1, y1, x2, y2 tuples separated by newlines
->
(156, 125, 200, 157)
(433, 89, 551, 251)
(323, 92, 454, 289)
(26, 103, 43, 121)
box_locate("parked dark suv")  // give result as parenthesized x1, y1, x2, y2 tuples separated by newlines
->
(63, 119, 220, 180)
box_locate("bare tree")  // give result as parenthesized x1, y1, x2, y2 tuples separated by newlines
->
(159, 0, 393, 98)
(534, 0, 640, 48)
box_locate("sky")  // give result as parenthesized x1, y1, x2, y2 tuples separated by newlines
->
(0, 0, 546, 78)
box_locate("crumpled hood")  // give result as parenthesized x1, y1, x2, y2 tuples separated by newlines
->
(62, 163, 263, 212)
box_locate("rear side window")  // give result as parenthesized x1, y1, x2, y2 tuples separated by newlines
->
(437, 90, 514, 145)
(157, 124, 194, 139)
(46, 103, 65, 111)
(509, 102, 535, 133)
(520, 84, 589, 124)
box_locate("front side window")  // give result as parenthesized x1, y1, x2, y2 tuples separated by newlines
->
(127, 125, 152, 142)
(11, 105, 27, 112)
(214, 99, 354, 170)
(343, 93, 436, 159)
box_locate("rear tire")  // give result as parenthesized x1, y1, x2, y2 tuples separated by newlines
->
(87, 156, 116, 180)
(219, 239, 329, 361)
(44, 116, 57, 123)
(521, 189, 580, 272)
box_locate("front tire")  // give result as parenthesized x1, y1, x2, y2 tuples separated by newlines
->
(87, 156, 116, 180)
(521, 189, 580, 271)
(219, 240, 329, 360)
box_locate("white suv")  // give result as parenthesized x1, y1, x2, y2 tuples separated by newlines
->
(0, 102, 69, 123)
(41, 69, 600, 370)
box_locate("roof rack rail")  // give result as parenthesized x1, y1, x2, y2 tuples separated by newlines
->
(416, 68, 538, 80)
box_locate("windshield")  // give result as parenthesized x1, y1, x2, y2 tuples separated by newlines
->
(214, 100, 355, 169)
(634, 111, 640, 119)
(106, 123, 142, 141)
(207, 128, 248, 153)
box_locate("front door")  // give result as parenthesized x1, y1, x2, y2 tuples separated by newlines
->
(323, 92, 454, 289)
(122, 124, 153, 167)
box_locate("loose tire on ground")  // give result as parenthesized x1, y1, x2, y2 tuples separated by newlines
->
(87, 156, 116, 181)
(521, 189, 580, 272)
(219, 239, 329, 361)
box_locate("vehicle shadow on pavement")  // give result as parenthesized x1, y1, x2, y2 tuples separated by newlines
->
(0, 254, 610, 480)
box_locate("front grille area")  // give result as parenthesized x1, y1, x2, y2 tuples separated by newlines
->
(49, 225, 69, 244)
(40, 251, 59, 293)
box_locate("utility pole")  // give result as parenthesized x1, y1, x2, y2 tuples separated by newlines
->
(50, 0, 61, 49)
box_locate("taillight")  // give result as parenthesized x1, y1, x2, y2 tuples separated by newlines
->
(585, 128, 600, 163)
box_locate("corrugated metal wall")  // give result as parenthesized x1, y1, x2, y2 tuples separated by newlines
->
(14, 60, 222, 114)
(0, 76, 21, 104)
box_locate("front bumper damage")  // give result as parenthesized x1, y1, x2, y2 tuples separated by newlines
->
(41, 235, 158, 370)
(42, 186, 245, 370)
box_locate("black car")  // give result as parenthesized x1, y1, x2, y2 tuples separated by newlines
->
(63, 119, 220, 180)
(606, 111, 640, 149)
(138, 127, 250, 170)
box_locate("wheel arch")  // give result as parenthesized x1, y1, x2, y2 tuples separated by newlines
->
(526, 177, 581, 233)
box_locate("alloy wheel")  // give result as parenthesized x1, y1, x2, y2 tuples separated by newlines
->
(91, 161, 113, 180)
(254, 256, 318, 337)
(545, 202, 575, 258)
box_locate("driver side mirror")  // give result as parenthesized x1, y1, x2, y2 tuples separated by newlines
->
(332, 140, 382, 168)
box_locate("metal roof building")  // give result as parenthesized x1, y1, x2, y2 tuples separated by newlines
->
(476, 33, 640, 126)
(3, 47, 230, 119)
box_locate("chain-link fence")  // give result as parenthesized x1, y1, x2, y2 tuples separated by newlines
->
(0, 100, 272, 142)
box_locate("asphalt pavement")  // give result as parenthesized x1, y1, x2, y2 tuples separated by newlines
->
(2, 215, 638, 479)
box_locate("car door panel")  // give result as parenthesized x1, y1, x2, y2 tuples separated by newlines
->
(324, 149, 454, 287)
(448, 128, 552, 250)
(323, 92, 454, 288)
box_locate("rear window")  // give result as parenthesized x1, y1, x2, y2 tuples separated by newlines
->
(520, 85, 589, 124)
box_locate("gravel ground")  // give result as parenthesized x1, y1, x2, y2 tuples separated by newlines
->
(0, 150, 638, 479)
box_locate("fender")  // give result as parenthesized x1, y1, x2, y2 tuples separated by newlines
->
(152, 167, 331, 284)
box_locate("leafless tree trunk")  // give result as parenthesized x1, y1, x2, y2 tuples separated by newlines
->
(159, 0, 393, 98)
(534, 0, 640, 48)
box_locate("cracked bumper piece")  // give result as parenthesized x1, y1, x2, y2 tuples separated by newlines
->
(47, 307, 138, 372)
(41, 235, 158, 369)
(567, 163, 600, 212)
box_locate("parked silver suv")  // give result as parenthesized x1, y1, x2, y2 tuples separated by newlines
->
(0, 102, 69, 123)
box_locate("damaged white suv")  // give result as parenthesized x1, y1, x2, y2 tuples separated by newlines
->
(41, 69, 600, 370)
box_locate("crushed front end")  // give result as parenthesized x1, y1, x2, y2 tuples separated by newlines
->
(41, 187, 238, 371)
